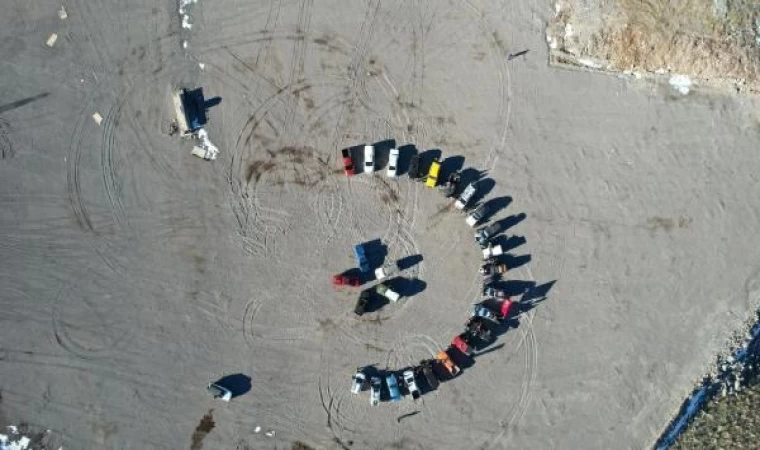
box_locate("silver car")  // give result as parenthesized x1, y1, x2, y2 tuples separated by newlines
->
(351, 369, 367, 394)
(207, 383, 232, 401)
(403, 370, 421, 400)
(370, 376, 382, 406)
(387, 148, 399, 177)
(455, 182, 477, 210)
(466, 203, 488, 227)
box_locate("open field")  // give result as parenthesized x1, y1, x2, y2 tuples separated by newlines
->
(2, 0, 760, 449)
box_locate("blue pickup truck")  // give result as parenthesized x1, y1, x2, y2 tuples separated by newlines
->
(354, 244, 371, 272)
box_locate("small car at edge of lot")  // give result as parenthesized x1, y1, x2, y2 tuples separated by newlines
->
(387, 148, 400, 177)
(364, 145, 375, 173)
(207, 383, 232, 401)
(370, 376, 382, 406)
(341, 148, 355, 176)
(351, 368, 367, 394)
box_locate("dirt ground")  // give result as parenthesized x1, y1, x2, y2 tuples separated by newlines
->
(2, 0, 760, 449)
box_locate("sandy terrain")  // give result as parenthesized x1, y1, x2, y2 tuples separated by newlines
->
(2, 0, 760, 449)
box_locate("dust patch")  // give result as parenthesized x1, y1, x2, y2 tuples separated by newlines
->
(190, 409, 215, 450)
(644, 216, 692, 234)
(244, 146, 333, 188)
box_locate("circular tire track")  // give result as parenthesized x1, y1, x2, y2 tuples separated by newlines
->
(51, 285, 135, 360)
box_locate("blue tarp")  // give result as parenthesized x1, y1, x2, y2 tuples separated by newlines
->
(354, 244, 370, 272)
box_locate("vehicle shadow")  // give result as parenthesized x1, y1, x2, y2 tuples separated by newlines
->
(214, 373, 252, 399)
(470, 178, 495, 206)
(495, 234, 527, 252)
(397, 254, 423, 271)
(459, 167, 488, 187)
(204, 96, 222, 109)
(363, 239, 388, 269)
(390, 277, 427, 297)
(501, 253, 532, 270)
(482, 196, 512, 222)
(496, 279, 538, 296)
(371, 138, 397, 171)
(418, 149, 442, 176)
(397, 144, 418, 176)
(497, 212, 527, 231)
(347, 144, 364, 170)
(363, 290, 389, 314)
(521, 280, 556, 305)
(440, 155, 465, 180)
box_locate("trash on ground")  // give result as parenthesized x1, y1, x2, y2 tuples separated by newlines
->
(46, 33, 58, 47)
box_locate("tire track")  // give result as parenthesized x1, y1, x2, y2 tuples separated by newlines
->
(329, 0, 381, 152)
(484, 266, 540, 448)
(254, 0, 283, 70)
(284, 0, 313, 140)
(66, 101, 95, 232)
(101, 94, 130, 231)
(51, 285, 135, 360)
(0, 118, 14, 160)
(317, 344, 355, 448)
(459, 0, 511, 171)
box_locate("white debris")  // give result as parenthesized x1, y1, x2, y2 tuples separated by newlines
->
(198, 63, 205, 70)
(546, 34, 558, 49)
(182, 15, 192, 29)
(655, 68, 667, 75)
(92, 112, 103, 125)
(253, 426, 261, 433)
(183, 41, 188, 49)
(577, 58, 602, 69)
(194, 129, 219, 160)
(265, 430, 275, 437)
(564, 23, 573, 38)
(555, 2, 561, 16)
(0, 433, 31, 450)
(669, 74, 692, 95)
(179, 0, 198, 14)
(46, 33, 58, 47)
(58, 6, 68, 20)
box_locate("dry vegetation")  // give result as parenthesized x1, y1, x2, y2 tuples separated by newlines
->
(673, 381, 760, 449)
(548, 0, 760, 91)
